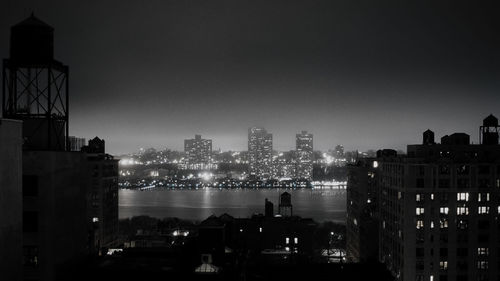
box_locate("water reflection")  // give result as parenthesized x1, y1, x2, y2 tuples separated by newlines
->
(119, 188, 346, 223)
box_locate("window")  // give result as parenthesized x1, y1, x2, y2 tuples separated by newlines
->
(457, 248, 468, 257)
(440, 248, 448, 257)
(416, 207, 425, 216)
(478, 206, 489, 214)
(457, 165, 469, 175)
(23, 211, 38, 232)
(416, 248, 425, 257)
(439, 261, 448, 270)
(457, 179, 470, 189)
(439, 207, 449, 215)
(477, 247, 489, 256)
(440, 219, 448, 229)
(416, 193, 424, 202)
(416, 220, 424, 229)
(457, 220, 468, 230)
(22, 175, 38, 197)
(478, 193, 490, 202)
(478, 220, 489, 229)
(477, 261, 488, 269)
(416, 178, 424, 188)
(23, 246, 38, 267)
(457, 207, 469, 215)
(439, 165, 450, 175)
(478, 165, 490, 175)
(438, 179, 450, 188)
(457, 192, 469, 202)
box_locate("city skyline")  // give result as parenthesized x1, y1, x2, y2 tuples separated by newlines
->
(1, 1, 498, 155)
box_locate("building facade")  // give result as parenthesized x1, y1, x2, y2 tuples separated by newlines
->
(296, 131, 313, 179)
(248, 127, 273, 179)
(84, 137, 119, 253)
(346, 157, 379, 263)
(0, 119, 23, 281)
(184, 134, 212, 170)
(376, 116, 500, 281)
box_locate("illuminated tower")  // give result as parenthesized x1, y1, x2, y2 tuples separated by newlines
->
(2, 14, 69, 151)
(248, 127, 273, 179)
(295, 130, 313, 179)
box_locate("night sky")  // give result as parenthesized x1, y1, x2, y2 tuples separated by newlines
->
(1, 0, 499, 154)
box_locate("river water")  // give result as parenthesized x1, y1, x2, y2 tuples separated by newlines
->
(119, 188, 346, 223)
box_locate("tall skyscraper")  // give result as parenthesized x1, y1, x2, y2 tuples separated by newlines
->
(349, 115, 500, 281)
(248, 127, 273, 179)
(184, 134, 212, 170)
(296, 131, 313, 179)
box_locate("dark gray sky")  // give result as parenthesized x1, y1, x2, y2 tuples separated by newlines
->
(1, 0, 499, 154)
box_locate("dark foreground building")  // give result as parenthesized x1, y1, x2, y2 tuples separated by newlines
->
(2, 15, 118, 281)
(348, 115, 500, 281)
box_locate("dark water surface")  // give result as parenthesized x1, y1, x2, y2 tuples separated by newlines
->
(119, 188, 346, 223)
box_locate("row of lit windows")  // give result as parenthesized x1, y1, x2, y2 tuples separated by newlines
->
(416, 192, 491, 202)
(416, 206, 495, 216)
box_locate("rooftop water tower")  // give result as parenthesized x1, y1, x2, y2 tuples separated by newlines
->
(2, 14, 69, 151)
(480, 114, 500, 145)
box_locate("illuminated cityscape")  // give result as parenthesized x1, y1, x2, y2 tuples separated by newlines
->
(1, 1, 498, 281)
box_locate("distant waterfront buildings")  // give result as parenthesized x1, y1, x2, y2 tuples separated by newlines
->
(184, 134, 213, 170)
(296, 131, 313, 179)
(248, 127, 273, 179)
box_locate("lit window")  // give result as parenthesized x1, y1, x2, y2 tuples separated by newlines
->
(439, 261, 448, 270)
(286, 237, 290, 244)
(430, 193, 434, 200)
(294, 237, 298, 244)
(416, 208, 424, 216)
(430, 221, 434, 228)
(416, 220, 424, 229)
(478, 247, 489, 256)
(440, 219, 448, 228)
(457, 192, 469, 202)
(457, 207, 469, 215)
(259, 227, 262, 233)
(430, 275, 434, 281)
(477, 261, 488, 269)
(478, 206, 489, 214)
(439, 207, 449, 215)
(478, 193, 490, 202)
(92, 217, 99, 222)
(416, 194, 422, 202)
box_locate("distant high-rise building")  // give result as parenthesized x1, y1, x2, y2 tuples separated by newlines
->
(296, 131, 313, 179)
(335, 145, 344, 158)
(184, 134, 212, 170)
(0, 119, 23, 281)
(248, 127, 273, 179)
(367, 115, 500, 281)
(68, 136, 86, 151)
